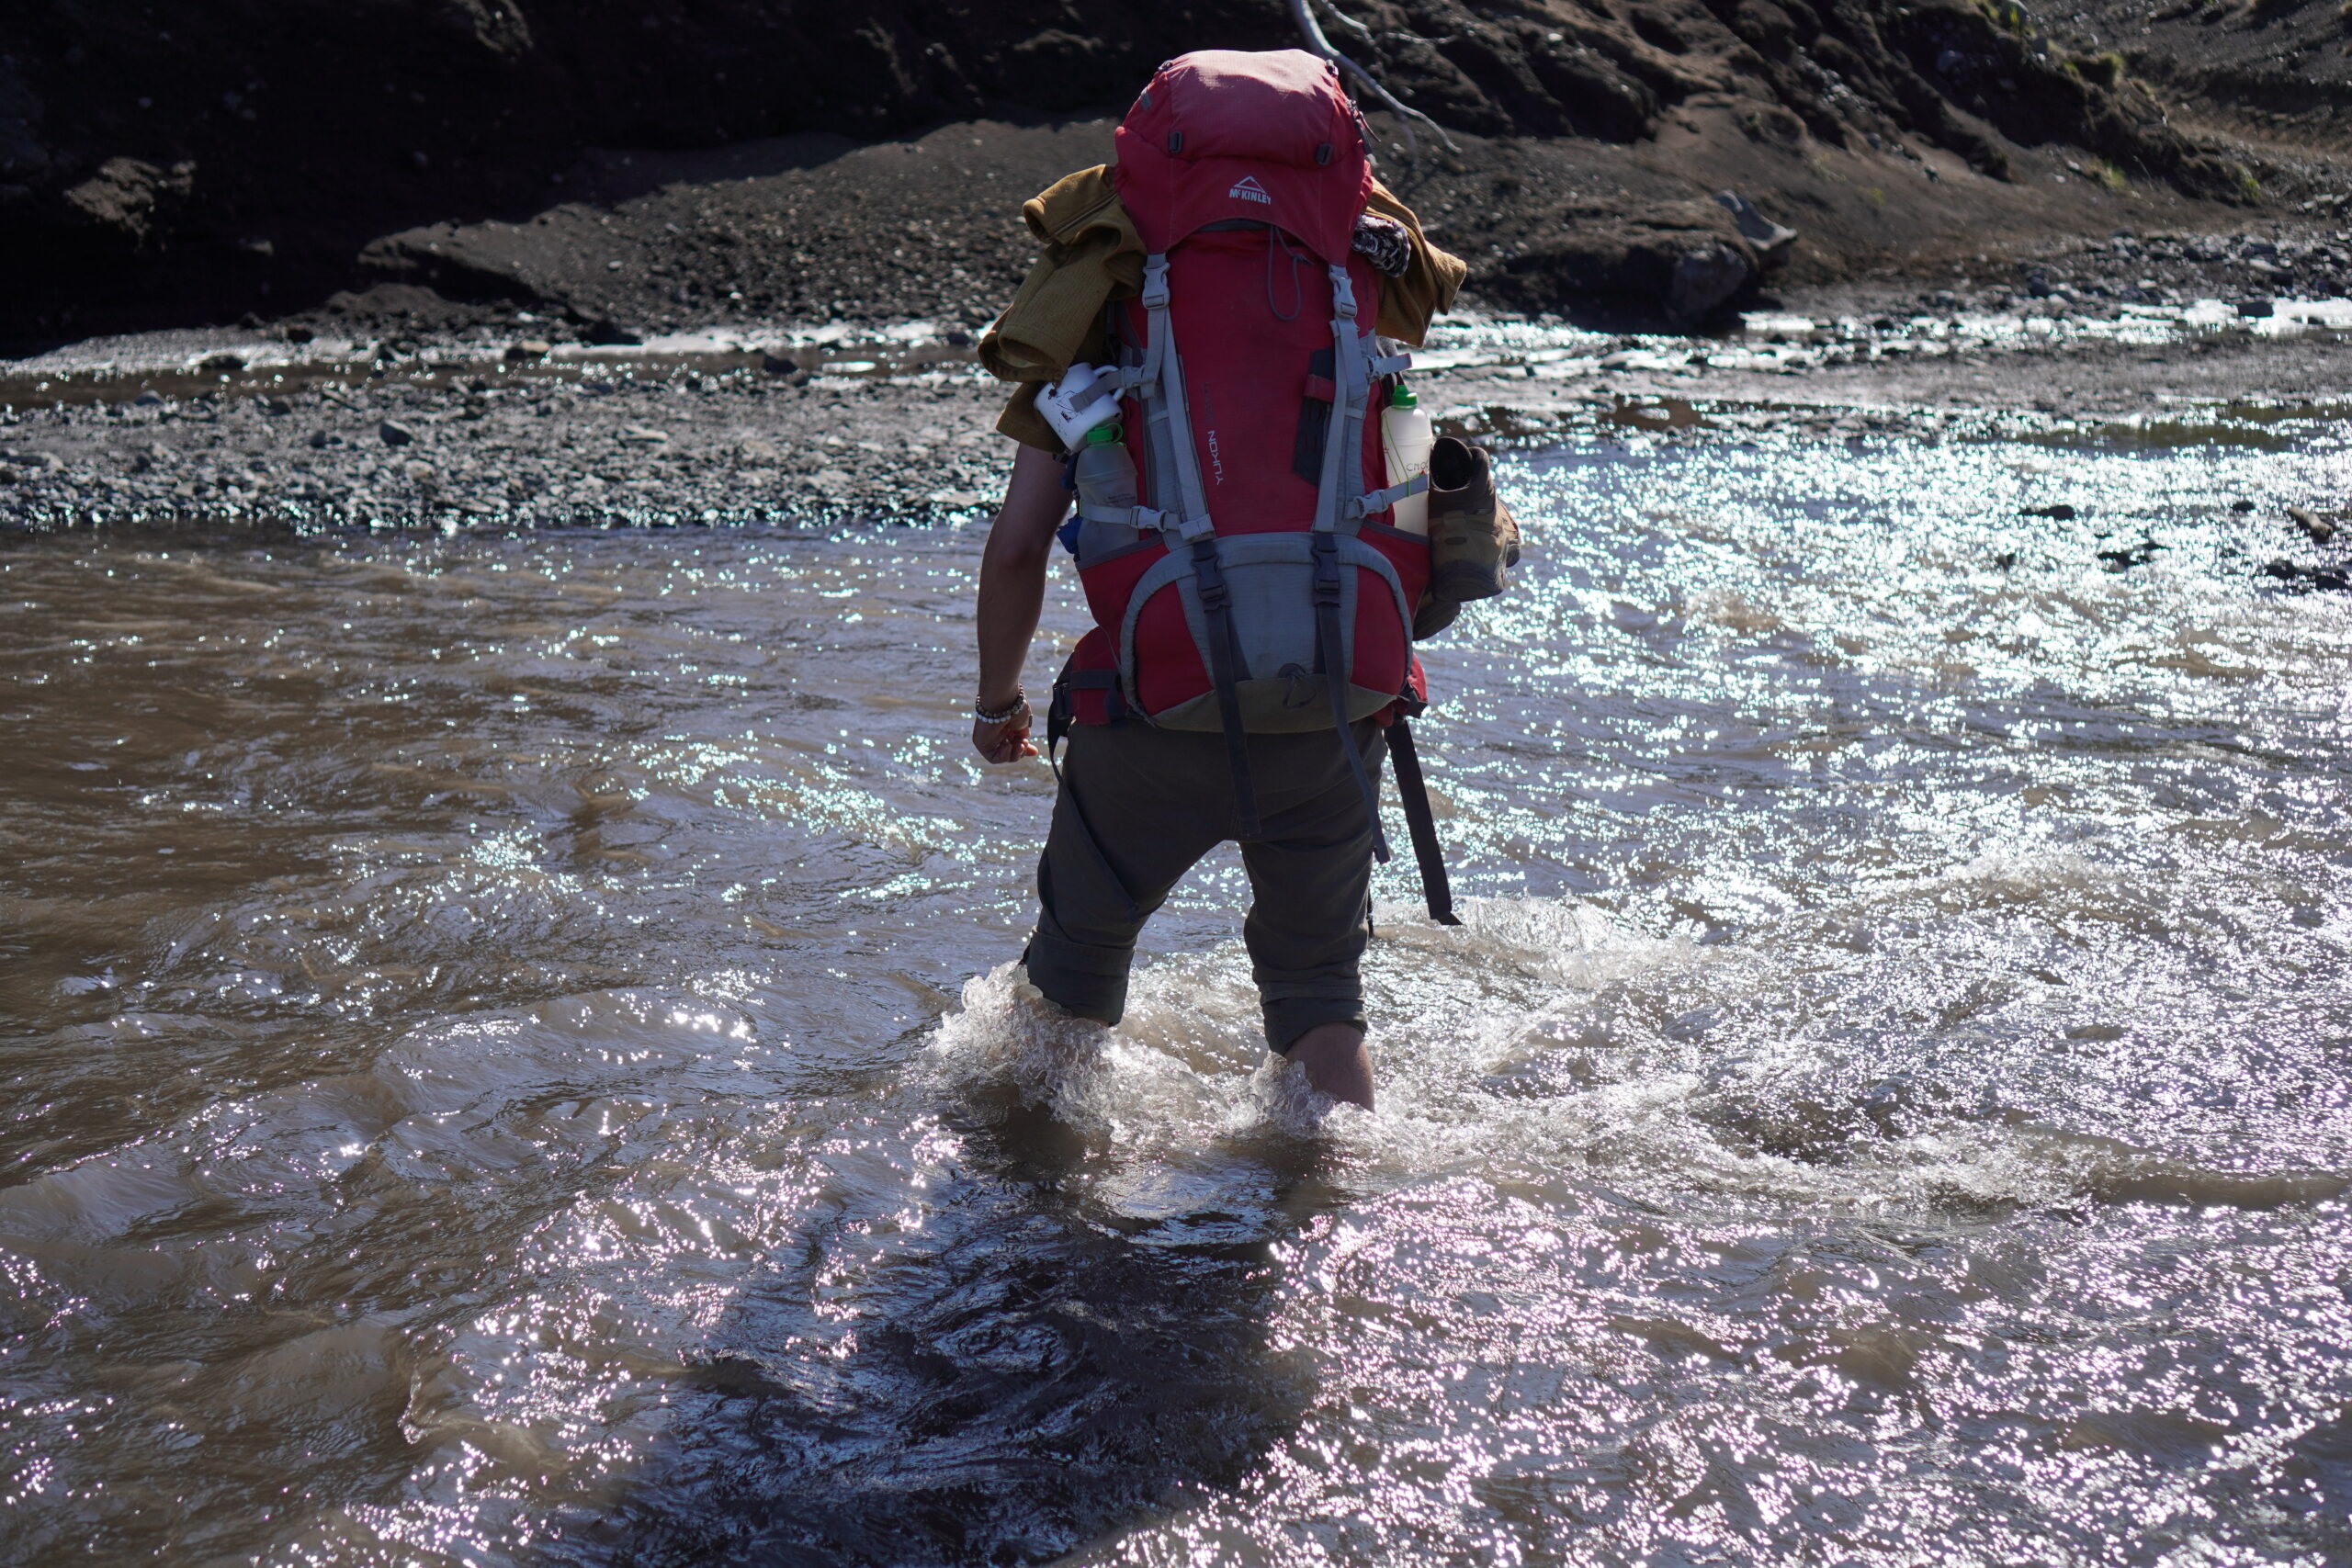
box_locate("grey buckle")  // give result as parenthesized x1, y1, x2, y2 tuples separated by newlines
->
(1328, 265, 1358, 321)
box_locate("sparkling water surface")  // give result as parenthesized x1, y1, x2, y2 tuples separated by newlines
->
(1, 421, 2348, 1566)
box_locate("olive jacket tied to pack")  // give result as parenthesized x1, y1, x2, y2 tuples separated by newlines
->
(982, 164, 1467, 451)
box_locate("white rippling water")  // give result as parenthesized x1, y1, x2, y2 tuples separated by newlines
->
(0, 412, 2348, 1566)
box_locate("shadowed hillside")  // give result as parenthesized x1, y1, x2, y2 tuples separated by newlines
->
(0, 0, 2313, 345)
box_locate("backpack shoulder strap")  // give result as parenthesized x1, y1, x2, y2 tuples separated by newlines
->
(1129, 253, 1260, 836)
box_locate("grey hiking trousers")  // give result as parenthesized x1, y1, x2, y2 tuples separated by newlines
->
(1023, 717, 1387, 1052)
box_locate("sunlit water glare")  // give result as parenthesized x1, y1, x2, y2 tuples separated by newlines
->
(1, 420, 2347, 1566)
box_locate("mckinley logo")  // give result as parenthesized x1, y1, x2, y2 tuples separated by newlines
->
(1227, 175, 1272, 206)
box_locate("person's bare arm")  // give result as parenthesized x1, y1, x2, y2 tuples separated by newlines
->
(972, 443, 1069, 763)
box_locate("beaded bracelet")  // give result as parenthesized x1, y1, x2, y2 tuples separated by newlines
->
(973, 690, 1027, 725)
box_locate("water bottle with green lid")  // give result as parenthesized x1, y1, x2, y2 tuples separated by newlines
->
(1070, 422, 1141, 562)
(1381, 381, 1433, 536)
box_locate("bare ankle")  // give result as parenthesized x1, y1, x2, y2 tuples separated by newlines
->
(1284, 1022, 1374, 1111)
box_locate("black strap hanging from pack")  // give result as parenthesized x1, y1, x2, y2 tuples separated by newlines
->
(1191, 536, 1261, 839)
(1383, 715, 1461, 925)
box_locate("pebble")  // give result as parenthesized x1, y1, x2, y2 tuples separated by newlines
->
(379, 421, 416, 446)
(617, 426, 671, 445)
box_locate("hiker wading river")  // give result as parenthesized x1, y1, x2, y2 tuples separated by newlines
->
(6, 40, 2351, 1568)
(971, 51, 1516, 1111)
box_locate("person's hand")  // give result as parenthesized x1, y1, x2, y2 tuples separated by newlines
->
(972, 700, 1037, 764)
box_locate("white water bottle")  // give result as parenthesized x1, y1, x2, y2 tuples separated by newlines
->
(1381, 385, 1433, 536)
(1070, 424, 1140, 560)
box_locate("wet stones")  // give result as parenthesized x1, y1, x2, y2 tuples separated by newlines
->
(2262, 558, 2352, 592)
(379, 420, 415, 446)
(1999, 229, 2352, 314)
(2287, 505, 2335, 544)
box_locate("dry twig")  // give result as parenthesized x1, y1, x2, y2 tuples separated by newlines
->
(1286, 0, 1461, 154)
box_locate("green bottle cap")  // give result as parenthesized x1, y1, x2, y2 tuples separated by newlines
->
(1085, 423, 1123, 445)
(1390, 385, 1418, 409)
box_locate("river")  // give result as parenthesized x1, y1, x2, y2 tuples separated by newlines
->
(2, 415, 2348, 1565)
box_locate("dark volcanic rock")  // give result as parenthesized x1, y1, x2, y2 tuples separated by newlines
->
(1486, 199, 1761, 321)
(0, 0, 2270, 346)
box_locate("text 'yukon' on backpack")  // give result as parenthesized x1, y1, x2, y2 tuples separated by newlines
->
(1053, 49, 1431, 860)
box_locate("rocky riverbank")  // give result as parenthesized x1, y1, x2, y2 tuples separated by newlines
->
(1, 274, 2345, 575)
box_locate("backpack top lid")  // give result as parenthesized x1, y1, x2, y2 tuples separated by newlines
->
(1111, 50, 1373, 266)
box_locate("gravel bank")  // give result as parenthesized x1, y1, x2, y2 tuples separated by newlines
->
(2, 276, 2347, 545)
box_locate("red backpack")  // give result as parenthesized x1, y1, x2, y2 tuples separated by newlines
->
(1050, 50, 1431, 861)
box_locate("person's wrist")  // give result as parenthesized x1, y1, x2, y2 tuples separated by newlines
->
(974, 686, 1027, 724)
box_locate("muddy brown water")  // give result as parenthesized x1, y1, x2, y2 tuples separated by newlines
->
(1, 423, 2348, 1566)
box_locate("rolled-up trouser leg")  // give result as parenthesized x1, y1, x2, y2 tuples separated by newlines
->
(1023, 725, 1224, 1026)
(1242, 723, 1385, 1052)
(1023, 719, 1385, 1046)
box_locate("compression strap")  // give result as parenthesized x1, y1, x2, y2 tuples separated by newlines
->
(1347, 474, 1430, 520)
(1313, 531, 1390, 864)
(1077, 502, 1174, 530)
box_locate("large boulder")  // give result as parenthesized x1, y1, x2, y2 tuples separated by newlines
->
(1485, 199, 1762, 322)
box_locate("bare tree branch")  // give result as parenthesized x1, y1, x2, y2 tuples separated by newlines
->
(1316, 0, 1379, 44)
(1286, 0, 1461, 155)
